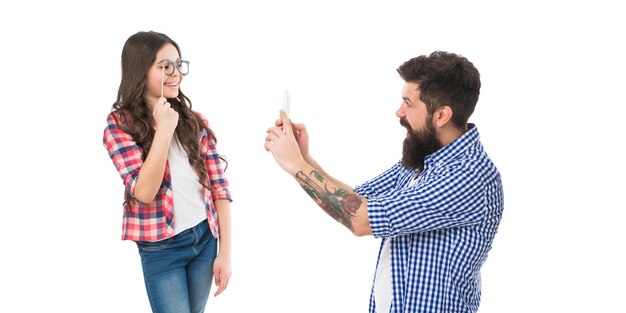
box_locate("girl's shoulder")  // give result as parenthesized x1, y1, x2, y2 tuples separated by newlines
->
(193, 110, 210, 127)
(106, 110, 133, 127)
(192, 111, 218, 141)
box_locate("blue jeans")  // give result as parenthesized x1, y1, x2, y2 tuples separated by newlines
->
(136, 220, 217, 313)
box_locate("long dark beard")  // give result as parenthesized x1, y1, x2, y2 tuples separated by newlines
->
(400, 117, 442, 171)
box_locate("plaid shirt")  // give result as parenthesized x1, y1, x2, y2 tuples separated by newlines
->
(355, 124, 503, 313)
(103, 111, 231, 242)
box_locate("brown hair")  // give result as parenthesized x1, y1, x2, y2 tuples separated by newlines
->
(111, 31, 218, 190)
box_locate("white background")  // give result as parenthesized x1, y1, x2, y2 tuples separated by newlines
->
(1, 1, 624, 312)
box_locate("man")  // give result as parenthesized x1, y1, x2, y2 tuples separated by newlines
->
(264, 51, 503, 313)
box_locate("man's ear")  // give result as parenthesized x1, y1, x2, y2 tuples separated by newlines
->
(434, 105, 453, 128)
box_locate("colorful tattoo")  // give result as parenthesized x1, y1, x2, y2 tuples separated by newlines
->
(295, 170, 362, 231)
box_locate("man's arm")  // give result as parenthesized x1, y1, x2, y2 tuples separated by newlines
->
(265, 110, 371, 236)
(300, 152, 356, 194)
(294, 164, 371, 236)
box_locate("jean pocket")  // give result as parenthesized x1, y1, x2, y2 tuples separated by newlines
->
(136, 238, 173, 251)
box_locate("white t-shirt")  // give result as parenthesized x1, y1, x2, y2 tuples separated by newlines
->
(374, 238, 392, 313)
(168, 140, 207, 234)
(374, 175, 419, 312)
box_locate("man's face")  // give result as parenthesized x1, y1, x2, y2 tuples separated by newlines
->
(397, 83, 442, 170)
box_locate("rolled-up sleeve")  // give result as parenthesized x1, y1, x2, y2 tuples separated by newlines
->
(365, 161, 486, 238)
(102, 113, 143, 197)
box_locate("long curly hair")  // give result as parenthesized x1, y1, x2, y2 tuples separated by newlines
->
(111, 31, 220, 190)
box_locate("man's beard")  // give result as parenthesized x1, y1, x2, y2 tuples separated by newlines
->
(400, 117, 442, 171)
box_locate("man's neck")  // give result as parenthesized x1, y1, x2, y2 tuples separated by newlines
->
(437, 125, 468, 147)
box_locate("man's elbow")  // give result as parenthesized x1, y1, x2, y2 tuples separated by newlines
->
(352, 223, 372, 237)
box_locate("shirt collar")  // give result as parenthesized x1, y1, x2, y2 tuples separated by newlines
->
(424, 123, 479, 168)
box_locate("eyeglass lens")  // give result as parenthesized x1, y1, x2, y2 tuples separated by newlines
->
(162, 60, 189, 76)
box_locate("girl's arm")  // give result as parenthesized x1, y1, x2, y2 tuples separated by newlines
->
(213, 199, 231, 296)
(133, 98, 179, 203)
(196, 111, 233, 296)
(132, 128, 173, 203)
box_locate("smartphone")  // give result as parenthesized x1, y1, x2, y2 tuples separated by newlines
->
(283, 90, 290, 117)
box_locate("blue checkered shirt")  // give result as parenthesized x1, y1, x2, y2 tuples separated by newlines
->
(355, 124, 503, 313)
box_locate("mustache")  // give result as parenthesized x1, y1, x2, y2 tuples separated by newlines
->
(399, 118, 411, 130)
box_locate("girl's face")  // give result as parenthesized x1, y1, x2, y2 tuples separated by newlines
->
(144, 43, 184, 108)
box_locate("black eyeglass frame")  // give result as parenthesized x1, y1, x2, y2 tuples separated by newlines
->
(159, 59, 190, 76)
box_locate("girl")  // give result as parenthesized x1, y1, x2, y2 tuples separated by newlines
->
(103, 31, 232, 313)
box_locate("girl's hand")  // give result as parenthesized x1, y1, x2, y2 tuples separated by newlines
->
(152, 97, 178, 134)
(213, 252, 231, 296)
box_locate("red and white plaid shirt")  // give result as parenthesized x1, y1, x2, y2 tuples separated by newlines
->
(103, 111, 231, 242)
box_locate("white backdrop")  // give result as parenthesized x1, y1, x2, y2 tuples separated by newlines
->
(1, 1, 624, 312)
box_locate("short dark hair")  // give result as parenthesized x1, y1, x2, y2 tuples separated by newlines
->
(397, 51, 481, 127)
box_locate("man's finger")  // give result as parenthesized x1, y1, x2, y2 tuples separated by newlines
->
(280, 110, 292, 134)
(266, 132, 280, 144)
(267, 126, 285, 137)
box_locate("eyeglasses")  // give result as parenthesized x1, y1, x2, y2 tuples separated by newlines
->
(159, 60, 190, 76)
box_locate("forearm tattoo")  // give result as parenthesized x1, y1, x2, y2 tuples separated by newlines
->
(295, 170, 362, 232)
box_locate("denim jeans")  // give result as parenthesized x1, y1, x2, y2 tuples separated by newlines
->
(136, 220, 217, 313)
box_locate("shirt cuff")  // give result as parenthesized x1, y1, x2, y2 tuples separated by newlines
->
(125, 172, 139, 198)
(212, 188, 233, 202)
(366, 199, 392, 238)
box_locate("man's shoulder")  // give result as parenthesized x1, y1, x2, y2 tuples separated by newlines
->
(436, 144, 499, 179)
